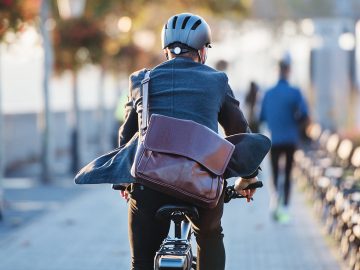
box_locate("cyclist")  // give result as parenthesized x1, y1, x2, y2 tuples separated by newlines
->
(115, 13, 261, 270)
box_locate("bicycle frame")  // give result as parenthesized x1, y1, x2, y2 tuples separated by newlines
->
(154, 181, 263, 270)
(154, 210, 195, 270)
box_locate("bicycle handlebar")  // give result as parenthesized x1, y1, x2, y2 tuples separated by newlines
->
(224, 181, 263, 203)
(114, 180, 263, 204)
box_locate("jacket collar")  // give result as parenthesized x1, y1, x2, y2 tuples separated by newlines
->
(277, 78, 289, 86)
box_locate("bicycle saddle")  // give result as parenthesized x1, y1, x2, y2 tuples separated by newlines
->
(156, 204, 199, 221)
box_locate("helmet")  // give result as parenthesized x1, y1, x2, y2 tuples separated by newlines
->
(161, 13, 211, 50)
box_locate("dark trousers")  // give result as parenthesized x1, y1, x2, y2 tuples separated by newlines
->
(270, 144, 296, 206)
(128, 184, 225, 270)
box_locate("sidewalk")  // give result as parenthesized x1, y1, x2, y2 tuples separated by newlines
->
(0, 177, 86, 237)
(0, 167, 343, 270)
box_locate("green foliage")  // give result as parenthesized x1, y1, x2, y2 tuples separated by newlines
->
(53, 17, 105, 72)
(0, 0, 39, 40)
(286, 0, 333, 18)
(1, 0, 22, 39)
(196, 0, 249, 15)
(52, 0, 251, 74)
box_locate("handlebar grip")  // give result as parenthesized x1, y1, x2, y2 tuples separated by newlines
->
(224, 181, 263, 203)
(112, 184, 126, 191)
(244, 181, 263, 190)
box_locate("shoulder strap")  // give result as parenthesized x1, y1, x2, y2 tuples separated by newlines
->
(140, 70, 151, 131)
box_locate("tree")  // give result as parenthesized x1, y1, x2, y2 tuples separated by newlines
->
(53, 16, 105, 172)
(39, 0, 53, 183)
(0, 0, 39, 219)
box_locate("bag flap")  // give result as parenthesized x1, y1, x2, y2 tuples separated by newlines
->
(144, 114, 234, 175)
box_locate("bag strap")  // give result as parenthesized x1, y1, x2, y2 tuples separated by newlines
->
(140, 70, 151, 131)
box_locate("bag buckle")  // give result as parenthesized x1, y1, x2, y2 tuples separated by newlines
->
(141, 77, 150, 84)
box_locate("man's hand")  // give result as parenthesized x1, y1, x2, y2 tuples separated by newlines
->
(120, 190, 130, 202)
(234, 177, 258, 203)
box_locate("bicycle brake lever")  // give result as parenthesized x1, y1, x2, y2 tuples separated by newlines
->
(224, 181, 263, 203)
(233, 194, 254, 200)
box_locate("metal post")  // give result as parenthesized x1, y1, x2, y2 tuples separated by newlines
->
(0, 43, 4, 221)
(97, 66, 106, 153)
(71, 70, 80, 173)
(40, 0, 53, 184)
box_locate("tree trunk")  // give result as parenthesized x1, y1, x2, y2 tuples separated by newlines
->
(97, 66, 106, 153)
(71, 70, 80, 173)
(0, 43, 4, 221)
(40, 0, 53, 184)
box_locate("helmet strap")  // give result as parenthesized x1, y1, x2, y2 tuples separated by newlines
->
(198, 47, 207, 64)
(197, 51, 201, 63)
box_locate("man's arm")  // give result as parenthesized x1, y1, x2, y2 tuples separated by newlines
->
(296, 89, 309, 119)
(218, 79, 259, 179)
(118, 70, 148, 147)
(118, 98, 138, 147)
(218, 84, 251, 135)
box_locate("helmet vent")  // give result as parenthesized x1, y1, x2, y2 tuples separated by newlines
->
(172, 16, 178, 29)
(165, 23, 168, 29)
(191, 20, 202, 30)
(181, 16, 191, 29)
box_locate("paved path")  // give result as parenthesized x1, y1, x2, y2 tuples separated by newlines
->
(0, 164, 343, 270)
(0, 177, 85, 237)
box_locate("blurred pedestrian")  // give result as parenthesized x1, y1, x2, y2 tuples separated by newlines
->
(245, 81, 260, 133)
(259, 56, 309, 224)
(215, 59, 228, 72)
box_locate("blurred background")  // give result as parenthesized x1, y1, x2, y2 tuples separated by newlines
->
(0, 0, 360, 269)
(1, 0, 360, 182)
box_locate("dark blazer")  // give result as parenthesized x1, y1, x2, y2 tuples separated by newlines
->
(75, 57, 255, 185)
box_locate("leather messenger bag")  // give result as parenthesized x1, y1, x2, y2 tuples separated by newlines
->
(131, 70, 235, 209)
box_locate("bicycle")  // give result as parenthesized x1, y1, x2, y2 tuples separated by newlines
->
(153, 181, 263, 270)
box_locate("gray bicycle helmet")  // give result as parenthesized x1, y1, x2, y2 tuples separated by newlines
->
(161, 13, 211, 50)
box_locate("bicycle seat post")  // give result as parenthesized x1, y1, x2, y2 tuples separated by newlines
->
(172, 211, 185, 239)
(155, 205, 199, 269)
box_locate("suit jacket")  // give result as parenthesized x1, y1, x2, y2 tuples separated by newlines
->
(75, 57, 257, 185)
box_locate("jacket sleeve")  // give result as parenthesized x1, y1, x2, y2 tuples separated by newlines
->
(218, 79, 251, 135)
(218, 76, 259, 179)
(118, 92, 138, 147)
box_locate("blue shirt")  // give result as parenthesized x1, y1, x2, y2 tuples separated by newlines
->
(260, 79, 308, 146)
